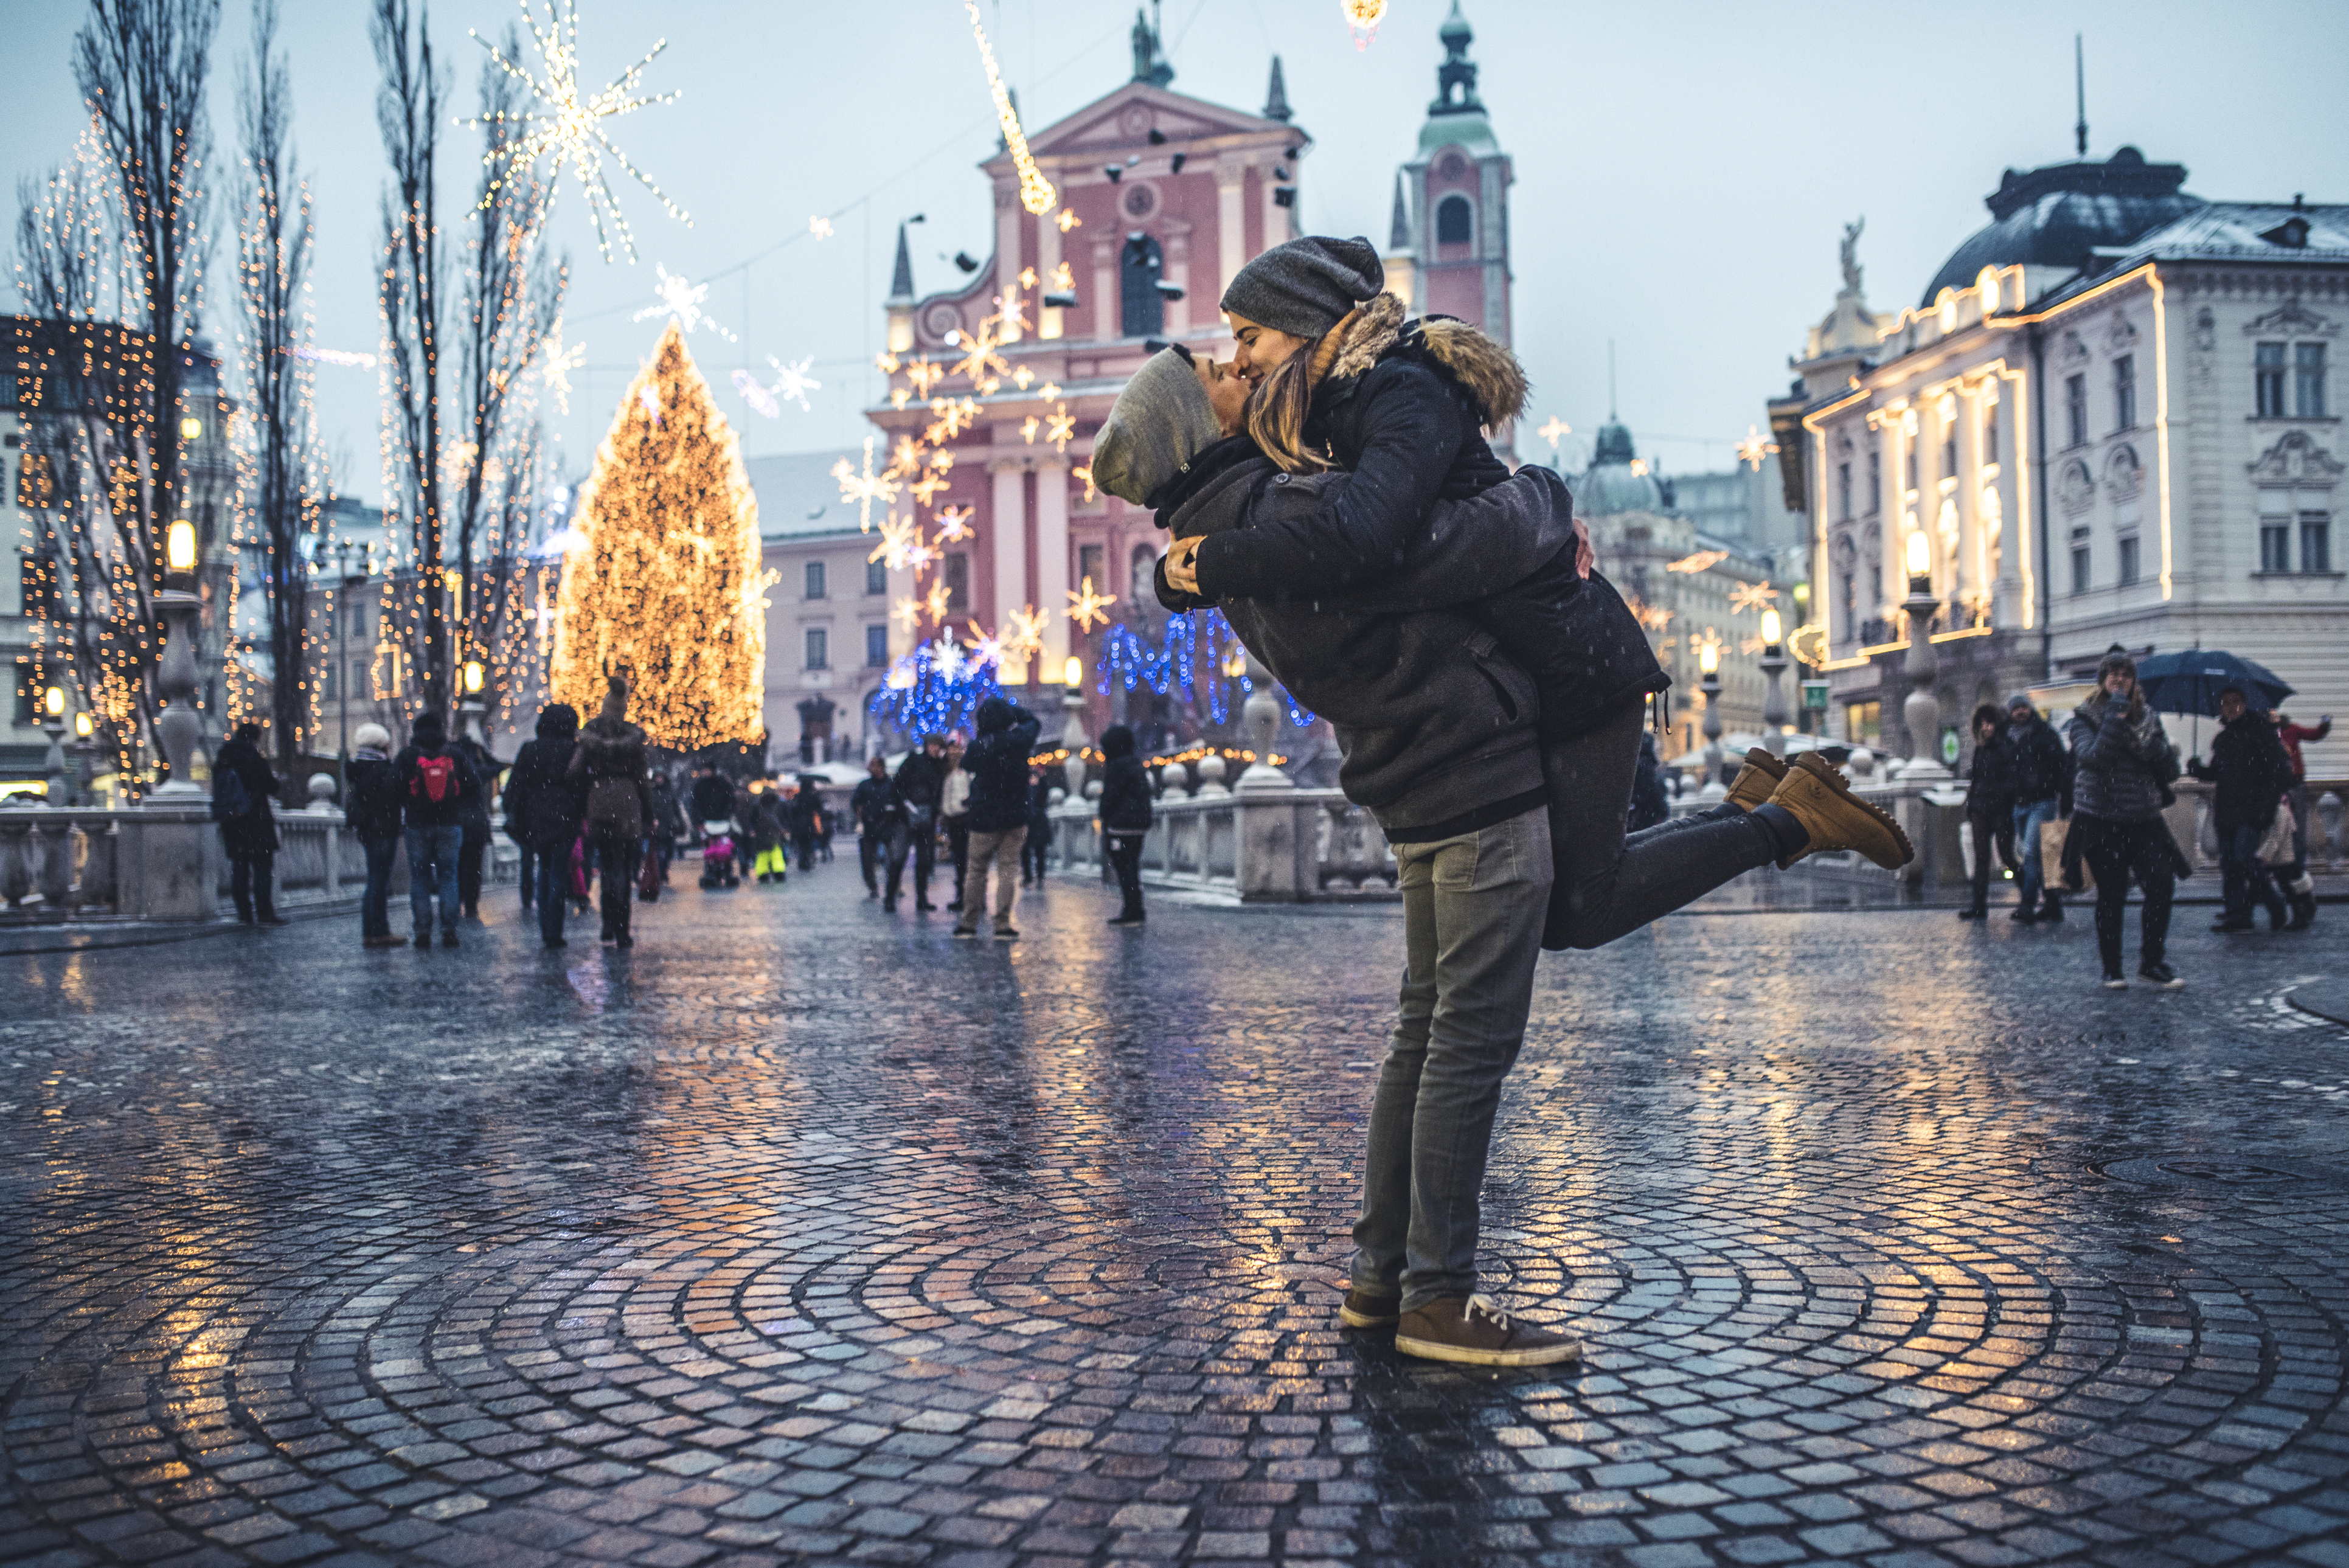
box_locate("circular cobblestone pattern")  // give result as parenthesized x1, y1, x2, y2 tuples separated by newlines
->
(2, 866, 2346, 1568)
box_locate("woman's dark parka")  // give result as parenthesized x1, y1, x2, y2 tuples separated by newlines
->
(502, 706, 586, 849)
(962, 699, 1043, 834)
(1097, 726, 1153, 833)
(212, 734, 280, 859)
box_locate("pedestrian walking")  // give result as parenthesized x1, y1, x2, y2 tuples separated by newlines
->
(895, 736, 948, 911)
(940, 740, 971, 912)
(1020, 765, 1053, 885)
(1959, 704, 2019, 921)
(345, 723, 406, 947)
(2272, 709, 2330, 929)
(789, 775, 824, 872)
(748, 782, 788, 884)
(851, 755, 910, 906)
(2189, 687, 2297, 933)
(2003, 693, 2072, 924)
(2064, 652, 2190, 988)
(952, 698, 1041, 938)
(451, 727, 505, 921)
(647, 768, 684, 887)
(502, 704, 585, 948)
(1627, 729, 1669, 833)
(1098, 724, 1151, 926)
(394, 709, 480, 948)
(212, 721, 285, 926)
(570, 676, 653, 948)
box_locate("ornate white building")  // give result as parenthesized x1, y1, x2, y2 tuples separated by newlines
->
(1777, 148, 2346, 771)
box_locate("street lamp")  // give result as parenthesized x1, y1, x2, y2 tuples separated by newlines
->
(1060, 655, 1089, 799)
(40, 685, 68, 806)
(1900, 529, 1949, 779)
(1758, 606, 1789, 759)
(1699, 639, 1725, 794)
(71, 711, 95, 806)
(150, 518, 205, 798)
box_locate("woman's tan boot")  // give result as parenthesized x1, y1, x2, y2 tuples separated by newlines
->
(1723, 749, 1788, 811)
(1763, 753, 1914, 869)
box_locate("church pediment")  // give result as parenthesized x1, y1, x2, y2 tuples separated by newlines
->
(1017, 83, 1294, 162)
(2249, 429, 2343, 486)
(2241, 300, 2339, 338)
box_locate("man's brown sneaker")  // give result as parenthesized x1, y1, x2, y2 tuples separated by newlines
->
(1764, 753, 1914, 870)
(1393, 1296, 1581, 1367)
(1723, 749, 1788, 811)
(1339, 1289, 1400, 1329)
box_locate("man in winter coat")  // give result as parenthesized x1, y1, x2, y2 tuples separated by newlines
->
(940, 740, 971, 911)
(502, 704, 585, 948)
(572, 676, 652, 947)
(851, 755, 911, 906)
(1021, 766, 1054, 886)
(788, 777, 825, 873)
(395, 709, 481, 948)
(2272, 710, 2330, 929)
(212, 721, 285, 926)
(449, 727, 504, 921)
(1096, 724, 1153, 926)
(1960, 704, 2020, 921)
(689, 761, 735, 832)
(646, 769, 684, 889)
(894, 736, 949, 911)
(952, 698, 1041, 938)
(2004, 693, 2072, 924)
(345, 722, 407, 946)
(2190, 687, 2295, 932)
(2066, 654, 2188, 988)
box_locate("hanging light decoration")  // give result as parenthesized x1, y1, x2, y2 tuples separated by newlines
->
(963, 2, 1056, 215)
(1342, 0, 1389, 50)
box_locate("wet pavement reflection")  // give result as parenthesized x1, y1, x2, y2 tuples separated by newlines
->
(2, 865, 2345, 1567)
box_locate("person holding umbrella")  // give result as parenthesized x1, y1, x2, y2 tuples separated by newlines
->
(2188, 687, 2297, 933)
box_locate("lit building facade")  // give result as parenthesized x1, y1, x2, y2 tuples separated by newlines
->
(1781, 150, 2347, 771)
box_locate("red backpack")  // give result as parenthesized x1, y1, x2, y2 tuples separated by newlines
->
(411, 752, 457, 805)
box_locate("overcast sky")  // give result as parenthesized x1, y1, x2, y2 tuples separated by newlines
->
(6, 0, 2345, 505)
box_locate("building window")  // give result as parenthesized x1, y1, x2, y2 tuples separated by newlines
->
(2114, 354, 2136, 430)
(2070, 533, 2091, 595)
(942, 550, 970, 612)
(2117, 535, 2140, 587)
(1905, 448, 1918, 493)
(2297, 344, 2328, 418)
(1836, 462, 1851, 521)
(1119, 232, 1165, 339)
(1435, 194, 1473, 246)
(13, 664, 33, 727)
(804, 560, 826, 599)
(1844, 700, 1880, 743)
(865, 624, 888, 667)
(2261, 510, 2293, 574)
(804, 627, 828, 670)
(2257, 342, 2286, 417)
(866, 557, 887, 595)
(1077, 542, 1105, 595)
(2065, 373, 2087, 448)
(2304, 511, 2333, 574)
(1866, 449, 1880, 511)
(1837, 571, 1855, 643)
(1983, 404, 1999, 465)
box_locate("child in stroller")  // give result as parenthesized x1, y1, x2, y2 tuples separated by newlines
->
(698, 820, 741, 889)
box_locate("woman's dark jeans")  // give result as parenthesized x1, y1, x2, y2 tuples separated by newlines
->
(2219, 822, 2284, 926)
(230, 853, 277, 922)
(1106, 831, 1145, 915)
(2084, 820, 2175, 972)
(361, 837, 398, 938)
(596, 833, 640, 939)
(1966, 810, 2016, 913)
(536, 846, 569, 945)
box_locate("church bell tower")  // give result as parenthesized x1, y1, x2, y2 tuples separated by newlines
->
(1384, 1, 1513, 353)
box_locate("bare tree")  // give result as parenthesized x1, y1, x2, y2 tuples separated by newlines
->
(234, 0, 322, 787)
(371, 0, 449, 724)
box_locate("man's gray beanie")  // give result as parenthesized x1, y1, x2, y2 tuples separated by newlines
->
(2006, 692, 2036, 713)
(1220, 235, 1384, 340)
(1091, 349, 1222, 507)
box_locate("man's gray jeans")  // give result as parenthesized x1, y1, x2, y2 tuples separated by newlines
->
(1352, 806, 1552, 1311)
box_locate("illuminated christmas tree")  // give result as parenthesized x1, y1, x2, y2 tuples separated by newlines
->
(550, 321, 767, 749)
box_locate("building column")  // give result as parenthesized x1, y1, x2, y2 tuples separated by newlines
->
(1037, 198, 1064, 340)
(1216, 160, 1247, 307)
(993, 189, 1022, 341)
(1091, 238, 1117, 342)
(991, 459, 1028, 681)
(1036, 459, 1071, 677)
(1955, 383, 1984, 623)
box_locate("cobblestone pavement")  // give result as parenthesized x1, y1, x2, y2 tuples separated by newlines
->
(3, 858, 2347, 1568)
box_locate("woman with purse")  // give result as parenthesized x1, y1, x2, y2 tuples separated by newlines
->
(2188, 685, 2295, 933)
(2064, 652, 2191, 989)
(569, 676, 654, 948)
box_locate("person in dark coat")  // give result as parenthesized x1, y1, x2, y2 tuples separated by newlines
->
(345, 722, 406, 946)
(2065, 652, 2187, 988)
(746, 783, 788, 884)
(952, 698, 1041, 938)
(213, 721, 285, 926)
(850, 755, 911, 906)
(2002, 693, 2072, 924)
(894, 736, 948, 910)
(647, 769, 685, 889)
(689, 761, 735, 830)
(570, 676, 652, 946)
(1097, 724, 1152, 926)
(940, 739, 971, 911)
(1627, 731, 1670, 833)
(2188, 687, 2296, 932)
(788, 776, 824, 872)
(502, 704, 585, 948)
(449, 728, 505, 920)
(1021, 766, 1054, 886)
(1960, 704, 2021, 921)
(394, 709, 481, 948)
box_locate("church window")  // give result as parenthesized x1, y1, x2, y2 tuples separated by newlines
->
(1435, 195, 1473, 246)
(2256, 342, 2286, 417)
(2297, 344, 2328, 417)
(1120, 232, 1165, 339)
(2064, 374, 2087, 448)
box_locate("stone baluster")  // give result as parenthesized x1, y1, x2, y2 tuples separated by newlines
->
(0, 819, 30, 908)
(2318, 786, 2344, 870)
(37, 816, 72, 910)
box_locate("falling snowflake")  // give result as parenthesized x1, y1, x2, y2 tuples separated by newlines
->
(462, 0, 689, 263)
(633, 263, 734, 340)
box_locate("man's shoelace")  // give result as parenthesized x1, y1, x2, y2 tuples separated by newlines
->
(1463, 1295, 1518, 1333)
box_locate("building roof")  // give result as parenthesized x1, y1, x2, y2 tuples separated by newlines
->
(1575, 421, 1667, 516)
(2091, 199, 2349, 271)
(1921, 147, 2202, 306)
(744, 451, 868, 543)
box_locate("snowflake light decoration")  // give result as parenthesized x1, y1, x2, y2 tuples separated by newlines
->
(1055, 207, 1081, 233)
(463, 0, 689, 263)
(923, 578, 956, 625)
(892, 595, 923, 630)
(910, 470, 951, 507)
(633, 263, 734, 339)
(889, 435, 925, 474)
(766, 354, 819, 411)
(1666, 549, 1728, 574)
(731, 367, 779, 418)
(1044, 404, 1076, 452)
(1011, 365, 1034, 390)
(1002, 605, 1049, 665)
(963, 620, 1003, 668)
(934, 505, 974, 543)
(868, 513, 920, 569)
(951, 320, 1008, 385)
(1066, 575, 1116, 633)
(540, 328, 585, 414)
(904, 358, 945, 398)
(1536, 415, 1570, 449)
(808, 215, 833, 240)
(930, 636, 966, 682)
(1729, 580, 1779, 615)
(1344, 0, 1389, 50)
(1020, 415, 1040, 445)
(1070, 465, 1097, 503)
(1736, 424, 1781, 471)
(831, 437, 901, 530)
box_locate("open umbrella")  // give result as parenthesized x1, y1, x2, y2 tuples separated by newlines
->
(2132, 651, 2292, 718)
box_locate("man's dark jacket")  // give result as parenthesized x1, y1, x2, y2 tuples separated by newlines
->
(212, 736, 280, 858)
(394, 738, 480, 830)
(894, 751, 947, 814)
(344, 752, 405, 842)
(2190, 712, 2295, 833)
(850, 775, 906, 835)
(689, 771, 735, 824)
(2008, 715, 2070, 807)
(504, 737, 584, 848)
(1966, 732, 2020, 820)
(1097, 734, 1153, 834)
(963, 699, 1042, 834)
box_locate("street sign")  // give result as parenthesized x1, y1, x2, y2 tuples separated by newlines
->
(1940, 726, 1962, 767)
(1801, 680, 1830, 711)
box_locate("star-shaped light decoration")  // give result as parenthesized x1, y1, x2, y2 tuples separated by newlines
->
(889, 435, 925, 475)
(910, 470, 951, 507)
(875, 350, 901, 375)
(904, 358, 945, 398)
(766, 354, 819, 411)
(930, 636, 966, 681)
(890, 387, 912, 411)
(923, 577, 955, 625)
(1666, 549, 1728, 575)
(1045, 403, 1076, 452)
(1056, 207, 1081, 233)
(1018, 266, 1039, 290)
(891, 595, 923, 630)
(633, 263, 735, 339)
(1002, 605, 1049, 665)
(926, 395, 979, 441)
(1070, 465, 1097, 503)
(1625, 594, 1673, 632)
(934, 504, 974, 543)
(963, 620, 1003, 668)
(540, 328, 585, 414)
(464, 0, 689, 263)
(867, 513, 920, 569)
(1343, 0, 1389, 50)
(991, 291, 1030, 338)
(1010, 365, 1034, 390)
(1038, 381, 1061, 401)
(808, 215, 833, 240)
(1729, 580, 1778, 615)
(1735, 424, 1781, 471)
(1537, 415, 1570, 450)
(831, 437, 901, 530)
(1066, 575, 1116, 633)
(1020, 415, 1040, 445)
(951, 320, 1008, 386)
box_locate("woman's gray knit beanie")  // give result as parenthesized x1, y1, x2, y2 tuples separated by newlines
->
(1219, 235, 1384, 339)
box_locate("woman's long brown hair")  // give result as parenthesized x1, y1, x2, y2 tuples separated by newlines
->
(1243, 307, 1359, 475)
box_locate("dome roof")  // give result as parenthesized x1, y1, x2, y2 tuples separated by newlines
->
(1921, 147, 2202, 307)
(1575, 422, 1666, 516)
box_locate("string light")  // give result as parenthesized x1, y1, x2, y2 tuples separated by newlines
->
(831, 437, 900, 530)
(867, 634, 1005, 743)
(294, 347, 378, 368)
(463, 0, 689, 263)
(963, 1, 1056, 215)
(548, 321, 765, 748)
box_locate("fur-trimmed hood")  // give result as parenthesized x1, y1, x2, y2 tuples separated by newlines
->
(1311, 291, 1528, 429)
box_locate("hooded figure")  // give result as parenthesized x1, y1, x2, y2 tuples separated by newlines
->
(505, 704, 586, 947)
(569, 676, 653, 945)
(1097, 724, 1153, 927)
(213, 721, 283, 925)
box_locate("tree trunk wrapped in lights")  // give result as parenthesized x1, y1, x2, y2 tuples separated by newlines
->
(550, 322, 766, 752)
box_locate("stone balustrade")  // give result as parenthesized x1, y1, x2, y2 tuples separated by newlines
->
(1047, 779, 1399, 903)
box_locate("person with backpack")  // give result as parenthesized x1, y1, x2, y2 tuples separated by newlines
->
(345, 723, 406, 947)
(569, 676, 653, 947)
(501, 704, 585, 948)
(212, 721, 285, 926)
(395, 709, 480, 948)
